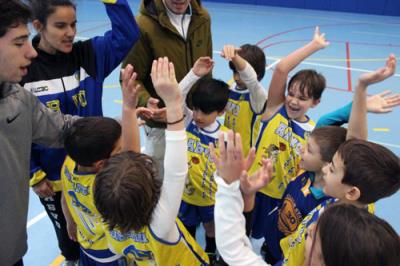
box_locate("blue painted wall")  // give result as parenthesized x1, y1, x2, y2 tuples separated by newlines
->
(204, 0, 400, 16)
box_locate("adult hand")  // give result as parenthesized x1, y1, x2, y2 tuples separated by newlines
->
(32, 178, 55, 198)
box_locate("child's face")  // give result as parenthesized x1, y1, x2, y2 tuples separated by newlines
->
(322, 152, 351, 200)
(233, 72, 246, 90)
(192, 108, 221, 128)
(304, 223, 325, 266)
(285, 82, 319, 122)
(300, 136, 324, 172)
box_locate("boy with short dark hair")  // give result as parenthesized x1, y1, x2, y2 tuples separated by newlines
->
(60, 65, 141, 265)
(93, 57, 210, 265)
(222, 44, 267, 157)
(173, 56, 230, 262)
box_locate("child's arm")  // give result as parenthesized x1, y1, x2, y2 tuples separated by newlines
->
(210, 131, 271, 265)
(316, 91, 400, 128)
(347, 54, 397, 140)
(264, 27, 329, 119)
(221, 45, 267, 113)
(148, 57, 188, 241)
(61, 192, 77, 242)
(179, 57, 214, 125)
(120, 64, 141, 152)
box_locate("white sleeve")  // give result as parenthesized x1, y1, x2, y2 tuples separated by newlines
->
(179, 69, 201, 126)
(238, 62, 267, 114)
(215, 176, 269, 266)
(150, 130, 188, 242)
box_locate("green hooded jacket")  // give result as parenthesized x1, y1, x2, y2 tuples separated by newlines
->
(123, 0, 212, 126)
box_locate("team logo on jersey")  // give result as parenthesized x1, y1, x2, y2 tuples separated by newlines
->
(278, 195, 302, 236)
(31, 86, 48, 93)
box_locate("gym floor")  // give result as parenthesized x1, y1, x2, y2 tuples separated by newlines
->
(25, 1, 400, 265)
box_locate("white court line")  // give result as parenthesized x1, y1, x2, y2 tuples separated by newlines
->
(215, 50, 400, 77)
(27, 211, 47, 229)
(371, 140, 400, 149)
(266, 56, 400, 77)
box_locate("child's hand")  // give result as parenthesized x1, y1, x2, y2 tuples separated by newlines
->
(121, 64, 141, 109)
(359, 54, 397, 86)
(151, 57, 181, 105)
(367, 90, 400, 113)
(192, 56, 214, 77)
(66, 220, 77, 242)
(209, 131, 255, 185)
(220, 45, 240, 61)
(240, 158, 273, 196)
(312, 26, 329, 49)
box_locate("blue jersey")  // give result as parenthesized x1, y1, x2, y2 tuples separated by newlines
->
(264, 171, 330, 260)
(21, 0, 139, 189)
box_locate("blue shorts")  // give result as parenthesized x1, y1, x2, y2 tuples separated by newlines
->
(251, 192, 280, 239)
(79, 247, 126, 266)
(178, 201, 214, 227)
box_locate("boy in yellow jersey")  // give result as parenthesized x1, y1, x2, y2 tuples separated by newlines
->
(247, 27, 329, 241)
(93, 57, 209, 266)
(280, 54, 400, 266)
(60, 64, 142, 265)
(173, 56, 230, 263)
(222, 44, 267, 157)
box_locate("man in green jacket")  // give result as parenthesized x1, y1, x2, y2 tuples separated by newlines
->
(122, 0, 212, 176)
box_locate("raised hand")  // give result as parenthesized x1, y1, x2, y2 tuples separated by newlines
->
(192, 56, 214, 77)
(209, 130, 255, 185)
(151, 57, 181, 106)
(121, 64, 142, 109)
(359, 54, 397, 86)
(220, 44, 240, 61)
(367, 90, 400, 113)
(240, 158, 273, 196)
(312, 26, 329, 49)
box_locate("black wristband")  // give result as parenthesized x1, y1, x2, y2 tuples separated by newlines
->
(167, 115, 186, 125)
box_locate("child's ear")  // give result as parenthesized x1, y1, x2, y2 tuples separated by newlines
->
(311, 99, 321, 108)
(345, 186, 361, 202)
(94, 159, 106, 172)
(32, 20, 43, 32)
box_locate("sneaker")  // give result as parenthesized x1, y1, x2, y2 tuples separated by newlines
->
(63, 260, 79, 266)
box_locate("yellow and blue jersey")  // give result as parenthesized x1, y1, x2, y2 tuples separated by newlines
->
(265, 170, 330, 260)
(249, 105, 315, 199)
(182, 120, 228, 206)
(105, 219, 209, 265)
(280, 199, 375, 266)
(61, 156, 108, 251)
(224, 87, 264, 156)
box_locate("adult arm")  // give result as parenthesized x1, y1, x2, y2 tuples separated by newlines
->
(92, 0, 139, 80)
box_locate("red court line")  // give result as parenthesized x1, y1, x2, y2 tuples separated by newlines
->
(345, 42, 352, 92)
(256, 23, 366, 46)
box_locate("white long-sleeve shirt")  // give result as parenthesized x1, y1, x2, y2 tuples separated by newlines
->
(237, 62, 268, 113)
(215, 175, 270, 266)
(150, 130, 188, 241)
